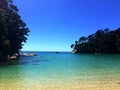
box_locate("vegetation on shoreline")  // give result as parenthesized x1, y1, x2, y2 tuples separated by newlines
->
(0, 0, 29, 63)
(71, 28, 120, 54)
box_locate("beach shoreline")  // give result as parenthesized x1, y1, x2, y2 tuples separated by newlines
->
(0, 76, 120, 90)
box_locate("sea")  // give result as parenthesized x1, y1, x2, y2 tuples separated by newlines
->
(0, 52, 120, 90)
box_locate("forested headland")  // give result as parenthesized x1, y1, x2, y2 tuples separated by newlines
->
(0, 0, 29, 63)
(71, 28, 120, 54)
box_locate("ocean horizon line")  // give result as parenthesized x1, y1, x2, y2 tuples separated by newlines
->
(20, 50, 71, 53)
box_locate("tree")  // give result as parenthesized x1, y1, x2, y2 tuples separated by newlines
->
(79, 36, 87, 43)
(71, 44, 74, 48)
(0, 0, 29, 62)
(71, 27, 120, 54)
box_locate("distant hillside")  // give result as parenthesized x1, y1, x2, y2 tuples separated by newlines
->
(71, 28, 120, 54)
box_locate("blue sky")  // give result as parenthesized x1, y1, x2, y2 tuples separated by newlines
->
(14, 0, 120, 51)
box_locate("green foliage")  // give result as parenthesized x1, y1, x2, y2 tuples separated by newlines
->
(71, 28, 120, 54)
(0, 0, 29, 62)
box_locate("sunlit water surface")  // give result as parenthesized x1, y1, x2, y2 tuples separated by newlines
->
(0, 52, 120, 90)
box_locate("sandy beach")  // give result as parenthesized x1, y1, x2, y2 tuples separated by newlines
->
(0, 76, 120, 90)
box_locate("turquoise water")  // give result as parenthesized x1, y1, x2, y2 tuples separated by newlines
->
(0, 52, 120, 90)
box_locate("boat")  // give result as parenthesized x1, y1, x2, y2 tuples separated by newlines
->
(55, 51, 60, 54)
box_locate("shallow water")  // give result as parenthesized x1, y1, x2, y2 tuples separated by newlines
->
(0, 52, 120, 90)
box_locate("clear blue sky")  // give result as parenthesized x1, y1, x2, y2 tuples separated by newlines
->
(14, 0, 120, 51)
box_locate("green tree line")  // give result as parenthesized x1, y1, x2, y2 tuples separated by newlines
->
(71, 28, 120, 54)
(0, 0, 29, 62)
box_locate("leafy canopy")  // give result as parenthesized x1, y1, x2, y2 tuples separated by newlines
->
(71, 28, 120, 54)
(0, 0, 29, 62)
